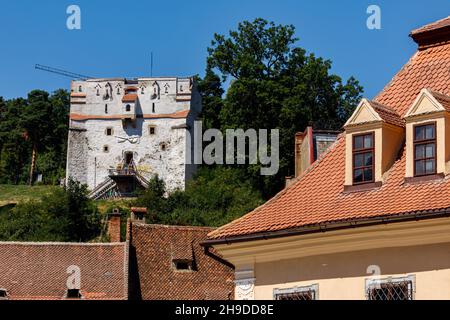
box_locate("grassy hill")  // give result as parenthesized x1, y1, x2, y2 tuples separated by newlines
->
(0, 185, 59, 206)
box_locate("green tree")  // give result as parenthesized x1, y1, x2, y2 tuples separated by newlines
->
(134, 167, 263, 227)
(19, 90, 52, 185)
(0, 178, 101, 242)
(204, 18, 363, 197)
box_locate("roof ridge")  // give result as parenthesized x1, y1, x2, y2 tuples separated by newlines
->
(138, 223, 216, 231)
(411, 15, 450, 35)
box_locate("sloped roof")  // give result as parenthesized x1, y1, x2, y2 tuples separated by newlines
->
(207, 17, 450, 241)
(128, 223, 234, 300)
(0, 242, 128, 300)
(411, 15, 450, 36)
(369, 100, 405, 127)
(122, 94, 138, 102)
(429, 89, 450, 111)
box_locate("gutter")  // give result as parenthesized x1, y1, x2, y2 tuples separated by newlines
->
(201, 207, 450, 246)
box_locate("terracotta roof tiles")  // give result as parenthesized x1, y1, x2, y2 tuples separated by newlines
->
(128, 224, 234, 300)
(0, 242, 128, 300)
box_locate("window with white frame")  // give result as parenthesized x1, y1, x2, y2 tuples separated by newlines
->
(273, 284, 318, 300)
(366, 275, 415, 300)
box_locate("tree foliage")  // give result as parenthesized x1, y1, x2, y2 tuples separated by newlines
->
(0, 179, 101, 242)
(0, 90, 69, 185)
(134, 167, 264, 227)
(199, 18, 363, 197)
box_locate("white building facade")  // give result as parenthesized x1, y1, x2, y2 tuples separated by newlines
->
(66, 77, 201, 199)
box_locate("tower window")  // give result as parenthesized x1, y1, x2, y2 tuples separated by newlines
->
(414, 123, 436, 176)
(105, 104, 108, 114)
(78, 86, 82, 93)
(352, 132, 374, 184)
(152, 103, 155, 113)
(106, 128, 113, 136)
(126, 104, 131, 112)
(103, 145, 110, 153)
(161, 143, 167, 151)
(149, 126, 156, 135)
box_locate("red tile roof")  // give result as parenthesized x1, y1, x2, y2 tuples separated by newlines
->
(429, 89, 450, 111)
(411, 15, 450, 36)
(128, 223, 234, 300)
(207, 17, 450, 241)
(369, 100, 405, 127)
(0, 242, 128, 300)
(122, 94, 138, 102)
(410, 16, 450, 49)
(70, 109, 190, 120)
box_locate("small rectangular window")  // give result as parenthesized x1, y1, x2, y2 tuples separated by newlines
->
(274, 285, 318, 300)
(414, 123, 436, 176)
(0, 288, 8, 299)
(173, 259, 193, 271)
(106, 128, 113, 136)
(66, 289, 82, 299)
(353, 132, 374, 184)
(149, 126, 156, 135)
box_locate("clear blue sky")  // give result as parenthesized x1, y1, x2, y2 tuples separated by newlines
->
(0, 0, 448, 99)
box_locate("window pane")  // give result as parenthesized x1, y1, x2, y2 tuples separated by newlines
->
(415, 126, 425, 141)
(425, 143, 435, 158)
(364, 168, 373, 181)
(425, 125, 435, 140)
(415, 145, 425, 159)
(364, 134, 373, 148)
(354, 136, 364, 149)
(354, 153, 364, 167)
(364, 152, 373, 166)
(425, 160, 435, 174)
(354, 169, 363, 183)
(415, 160, 425, 175)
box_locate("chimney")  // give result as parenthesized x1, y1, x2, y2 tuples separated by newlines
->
(294, 126, 314, 178)
(292, 126, 339, 180)
(131, 207, 147, 223)
(107, 208, 122, 242)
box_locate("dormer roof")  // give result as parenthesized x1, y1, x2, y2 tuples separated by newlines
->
(405, 88, 450, 118)
(345, 99, 404, 128)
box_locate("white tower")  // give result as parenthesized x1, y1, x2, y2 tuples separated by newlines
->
(65, 77, 201, 199)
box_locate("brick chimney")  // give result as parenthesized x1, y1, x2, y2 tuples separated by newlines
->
(107, 208, 122, 242)
(131, 207, 147, 223)
(294, 127, 314, 178)
(288, 127, 339, 187)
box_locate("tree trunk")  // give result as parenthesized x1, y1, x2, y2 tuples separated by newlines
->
(29, 142, 37, 186)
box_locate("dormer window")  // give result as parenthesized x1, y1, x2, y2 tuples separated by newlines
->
(413, 123, 436, 176)
(404, 89, 450, 180)
(173, 259, 193, 271)
(353, 132, 374, 184)
(344, 98, 404, 190)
